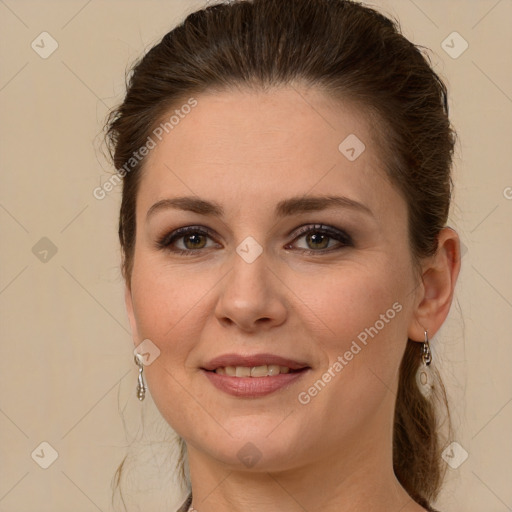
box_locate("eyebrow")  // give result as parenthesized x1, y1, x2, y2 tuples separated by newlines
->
(146, 194, 373, 221)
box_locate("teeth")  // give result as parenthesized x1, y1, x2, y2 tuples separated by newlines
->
(214, 365, 293, 377)
(235, 366, 251, 377)
(250, 365, 269, 377)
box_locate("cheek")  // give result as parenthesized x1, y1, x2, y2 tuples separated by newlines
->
(291, 265, 410, 434)
(298, 264, 413, 417)
(296, 261, 407, 347)
(131, 254, 216, 335)
(129, 257, 219, 388)
(129, 259, 218, 433)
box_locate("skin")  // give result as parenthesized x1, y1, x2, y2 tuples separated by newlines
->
(124, 85, 461, 512)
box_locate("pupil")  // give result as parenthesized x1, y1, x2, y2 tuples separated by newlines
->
(186, 234, 205, 248)
(308, 233, 328, 249)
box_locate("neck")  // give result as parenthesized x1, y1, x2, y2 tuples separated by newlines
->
(184, 396, 424, 512)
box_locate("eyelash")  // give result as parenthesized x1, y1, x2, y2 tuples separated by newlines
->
(156, 224, 353, 256)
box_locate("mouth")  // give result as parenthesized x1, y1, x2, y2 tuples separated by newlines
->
(205, 365, 305, 377)
(200, 353, 311, 398)
(201, 352, 310, 372)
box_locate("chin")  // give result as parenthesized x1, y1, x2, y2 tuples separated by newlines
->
(198, 424, 306, 472)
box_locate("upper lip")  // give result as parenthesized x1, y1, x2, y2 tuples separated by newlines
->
(201, 353, 311, 371)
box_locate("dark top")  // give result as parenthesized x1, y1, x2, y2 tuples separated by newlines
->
(176, 492, 442, 511)
(176, 493, 192, 512)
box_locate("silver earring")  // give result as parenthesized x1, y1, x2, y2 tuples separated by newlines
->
(421, 329, 432, 366)
(134, 353, 147, 401)
(416, 329, 434, 397)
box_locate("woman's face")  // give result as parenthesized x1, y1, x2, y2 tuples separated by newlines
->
(126, 85, 423, 471)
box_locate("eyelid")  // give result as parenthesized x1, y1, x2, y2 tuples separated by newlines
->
(291, 223, 352, 244)
(287, 223, 353, 252)
(156, 225, 218, 250)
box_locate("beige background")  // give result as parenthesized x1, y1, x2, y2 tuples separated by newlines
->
(1, 0, 511, 511)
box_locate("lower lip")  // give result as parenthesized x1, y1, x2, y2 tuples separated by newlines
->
(202, 368, 309, 398)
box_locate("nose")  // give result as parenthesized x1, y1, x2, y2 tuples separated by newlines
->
(214, 248, 288, 332)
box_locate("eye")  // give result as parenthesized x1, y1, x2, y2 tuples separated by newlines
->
(285, 224, 353, 254)
(156, 223, 353, 256)
(156, 226, 220, 255)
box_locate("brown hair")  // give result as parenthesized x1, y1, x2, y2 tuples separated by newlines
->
(105, 0, 456, 509)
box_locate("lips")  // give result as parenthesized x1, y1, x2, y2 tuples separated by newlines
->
(200, 353, 311, 398)
(201, 353, 310, 372)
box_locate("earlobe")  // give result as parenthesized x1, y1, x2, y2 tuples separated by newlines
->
(407, 227, 461, 342)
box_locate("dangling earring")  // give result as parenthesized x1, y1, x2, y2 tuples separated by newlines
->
(134, 353, 147, 401)
(421, 329, 432, 366)
(415, 329, 434, 397)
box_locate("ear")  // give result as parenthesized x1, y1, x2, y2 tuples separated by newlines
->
(407, 227, 461, 342)
(125, 281, 140, 347)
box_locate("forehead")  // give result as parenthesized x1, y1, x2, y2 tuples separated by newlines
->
(138, 86, 403, 221)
